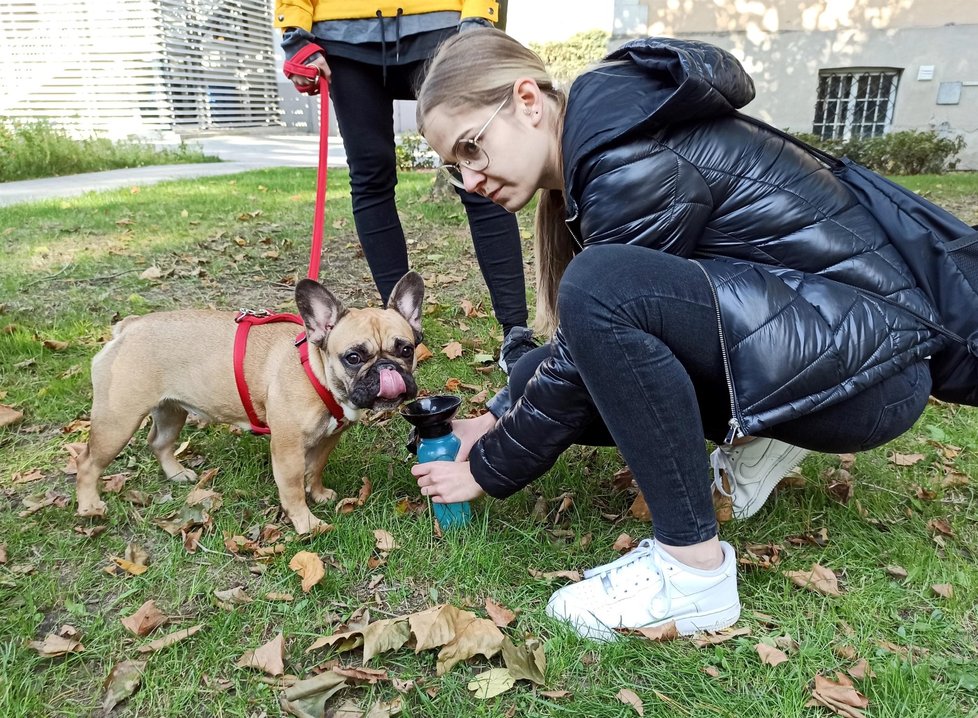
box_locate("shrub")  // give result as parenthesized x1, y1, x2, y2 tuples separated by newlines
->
(790, 129, 966, 175)
(0, 119, 214, 182)
(529, 30, 611, 86)
(395, 132, 438, 172)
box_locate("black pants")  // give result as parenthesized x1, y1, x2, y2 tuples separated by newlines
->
(327, 54, 528, 332)
(509, 246, 932, 545)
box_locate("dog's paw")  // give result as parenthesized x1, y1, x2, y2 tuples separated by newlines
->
(290, 512, 331, 536)
(77, 500, 108, 518)
(166, 468, 198, 483)
(308, 485, 338, 504)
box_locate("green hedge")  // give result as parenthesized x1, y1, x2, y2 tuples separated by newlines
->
(791, 129, 966, 175)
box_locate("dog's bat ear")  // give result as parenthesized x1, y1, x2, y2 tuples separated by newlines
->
(387, 271, 425, 339)
(295, 279, 344, 346)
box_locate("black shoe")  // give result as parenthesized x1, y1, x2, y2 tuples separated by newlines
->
(498, 326, 538, 374)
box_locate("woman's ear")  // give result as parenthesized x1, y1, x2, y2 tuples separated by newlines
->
(513, 77, 545, 125)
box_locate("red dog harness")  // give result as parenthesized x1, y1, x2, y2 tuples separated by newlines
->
(233, 310, 346, 435)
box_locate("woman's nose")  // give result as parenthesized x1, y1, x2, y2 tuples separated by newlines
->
(461, 166, 484, 194)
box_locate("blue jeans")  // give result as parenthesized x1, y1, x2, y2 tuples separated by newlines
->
(328, 55, 528, 332)
(507, 245, 931, 545)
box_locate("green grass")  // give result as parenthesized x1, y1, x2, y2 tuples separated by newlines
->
(1, 169, 977, 717)
(0, 119, 216, 182)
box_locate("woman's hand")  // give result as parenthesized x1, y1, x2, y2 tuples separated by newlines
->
(451, 411, 498, 461)
(412, 461, 486, 503)
(293, 53, 331, 90)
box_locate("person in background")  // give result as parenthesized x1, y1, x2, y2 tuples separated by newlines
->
(274, 0, 537, 372)
(409, 29, 961, 640)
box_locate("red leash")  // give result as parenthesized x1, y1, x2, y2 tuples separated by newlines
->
(283, 43, 331, 280)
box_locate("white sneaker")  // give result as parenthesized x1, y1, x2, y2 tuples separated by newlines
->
(545, 540, 740, 642)
(711, 438, 810, 519)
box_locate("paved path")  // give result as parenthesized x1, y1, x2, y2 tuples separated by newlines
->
(0, 133, 347, 208)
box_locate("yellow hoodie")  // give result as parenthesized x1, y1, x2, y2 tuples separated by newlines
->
(274, 0, 500, 30)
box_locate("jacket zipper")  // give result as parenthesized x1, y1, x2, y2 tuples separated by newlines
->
(691, 260, 743, 443)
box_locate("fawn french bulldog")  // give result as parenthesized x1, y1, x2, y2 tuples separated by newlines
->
(75, 272, 424, 534)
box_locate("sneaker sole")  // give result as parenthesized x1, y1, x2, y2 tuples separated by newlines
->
(733, 447, 810, 520)
(548, 602, 742, 641)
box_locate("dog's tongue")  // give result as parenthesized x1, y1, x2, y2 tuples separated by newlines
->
(378, 368, 406, 399)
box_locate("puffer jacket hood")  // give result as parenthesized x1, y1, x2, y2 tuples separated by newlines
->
(562, 38, 755, 219)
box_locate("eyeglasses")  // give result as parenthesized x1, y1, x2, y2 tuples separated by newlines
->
(438, 96, 510, 189)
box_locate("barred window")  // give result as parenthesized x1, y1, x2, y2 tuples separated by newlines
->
(812, 69, 900, 140)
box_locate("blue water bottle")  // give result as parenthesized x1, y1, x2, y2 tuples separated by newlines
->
(401, 395, 472, 528)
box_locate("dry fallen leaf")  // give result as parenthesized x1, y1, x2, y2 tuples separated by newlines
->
(29, 632, 85, 658)
(628, 493, 651, 521)
(280, 670, 350, 718)
(414, 343, 434, 363)
(890, 452, 926, 467)
(484, 597, 516, 628)
(784, 563, 842, 596)
(289, 551, 326, 593)
(101, 659, 146, 713)
(120, 600, 168, 637)
(806, 672, 869, 718)
(409, 604, 505, 675)
(137, 624, 203, 654)
(528, 568, 582, 582)
(612, 533, 638, 552)
(931, 583, 954, 599)
(0, 404, 24, 427)
(215, 586, 253, 607)
(12, 468, 44, 484)
(500, 637, 546, 685)
(756, 642, 789, 667)
(619, 621, 679, 642)
(237, 632, 286, 676)
(885, 565, 908, 579)
(373, 529, 399, 552)
(847, 658, 875, 680)
(441, 341, 463, 359)
(468, 667, 515, 699)
(691, 627, 752, 647)
(617, 688, 644, 716)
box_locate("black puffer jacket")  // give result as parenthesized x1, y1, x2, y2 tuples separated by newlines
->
(469, 37, 948, 499)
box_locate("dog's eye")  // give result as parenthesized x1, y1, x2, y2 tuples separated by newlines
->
(344, 352, 363, 366)
(400, 345, 414, 359)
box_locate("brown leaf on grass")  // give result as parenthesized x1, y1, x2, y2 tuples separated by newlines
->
(29, 632, 85, 658)
(63, 442, 88, 475)
(185, 487, 222, 510)
(12, 468, 43, 484)
(806, 672, 869, 718)
(362, 618, 412, 663)
(373, 529, 399, 552)
(838, 453, 857, 470)
(410, 604, 505, 675)
(528, 568, 582, 582)
(0, 544, 6, 564)
(613, 533, 638, 552)
(101, 659, 146, 713)
(306, 630, 365, 655)
(414, 343, 433, 363)
(441, 341, 463, 359)
(739, 543, 783, 570)
(847, 658, 875, 680)
(485, 597, 516, 628)
(237, 632, 286, 676)
(337, 477, 372, 514)
(182, 527, 203, 553)
(619, 621, 678, 642)
(467, 667, 515, 699)
(333, 666, 389, 685)
(756, 643, 789, 667)
(616, 688, 644, 715)
(691, 627, 751, 647)
(885, 565, 909, 579)
(101, 473, 130, 493)
(824, 468, 854, 504)
(120, 600, 168, 636)
(500, 637, 546, 685)
(289, 551, 326, 593)
(628, 493, 651, 521)
(927, 518, 955, 537)
(784, 563, 842, 596)
(18, 489, 68, 517)
(0, 404, 24, 426)
(460, 299, 486, 318)
(931, 583, 954, 599)
(786, 527, 829, 547)
(110, 557, 149, 576)
(42, 338, 69, 351)
(280, 670, 350, 718)
(137, 624, 203, 653)
(266, 592, 294, 602)
(712, 482, 733, 523)
(702, 666, 721, 678)
(891, 452, 927, 467)
(215, 586, 254, 607)
(541, 690, 572, 699)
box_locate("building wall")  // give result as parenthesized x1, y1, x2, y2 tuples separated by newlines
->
(614, 0, 978, 169)
(0, 0, 282, 139)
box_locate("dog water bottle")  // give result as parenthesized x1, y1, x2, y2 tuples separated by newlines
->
(401, 395, 471, 528)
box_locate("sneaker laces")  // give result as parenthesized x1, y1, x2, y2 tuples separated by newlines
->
(710, 446, 736, 498)
(584, 539, 674, 626)
(583, 538, 657, 579)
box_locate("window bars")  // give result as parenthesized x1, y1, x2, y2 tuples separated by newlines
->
(813, 69, 900, 141)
